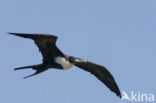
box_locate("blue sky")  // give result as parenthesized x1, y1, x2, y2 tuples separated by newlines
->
(0, 0, 155, 103)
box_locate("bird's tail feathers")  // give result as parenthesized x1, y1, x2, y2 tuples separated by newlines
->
(23, 68, 47, 79)
(14, 64, 49, 79)
(14, 64, 40, 70)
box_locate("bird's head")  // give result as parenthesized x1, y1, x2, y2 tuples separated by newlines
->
(68, 56, 81, 64)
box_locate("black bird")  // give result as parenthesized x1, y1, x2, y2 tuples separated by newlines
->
(9, 32, 121, 98)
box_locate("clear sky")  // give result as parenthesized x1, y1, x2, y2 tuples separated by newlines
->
(0, 0, 155, 103)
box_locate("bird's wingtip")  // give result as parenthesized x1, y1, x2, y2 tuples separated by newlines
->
(118, 94, 121, 98)
(115, 89, 121, 98)
(8, 32, 17, 35)
(7, 32, 13, 34)
(116, 91, 121, 98)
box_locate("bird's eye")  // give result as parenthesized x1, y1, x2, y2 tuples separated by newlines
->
(68, 57, 74, 63)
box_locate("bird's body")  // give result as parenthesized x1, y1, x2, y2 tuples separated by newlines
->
(55, 56, 73, 70)
(9, 32, 121, 98)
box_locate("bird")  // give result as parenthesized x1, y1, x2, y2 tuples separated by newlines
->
(9, 32, 121, 98)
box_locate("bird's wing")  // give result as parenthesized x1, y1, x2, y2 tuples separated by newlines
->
(74, 58, 121, 98)
(8, 33, 64, 62)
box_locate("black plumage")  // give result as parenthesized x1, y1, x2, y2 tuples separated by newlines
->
(9, 32, 121, 98)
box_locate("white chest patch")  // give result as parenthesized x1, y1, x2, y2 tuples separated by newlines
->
(55, 56, 73, 70)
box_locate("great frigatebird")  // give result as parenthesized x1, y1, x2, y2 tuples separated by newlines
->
(9, 32, 121, 98)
